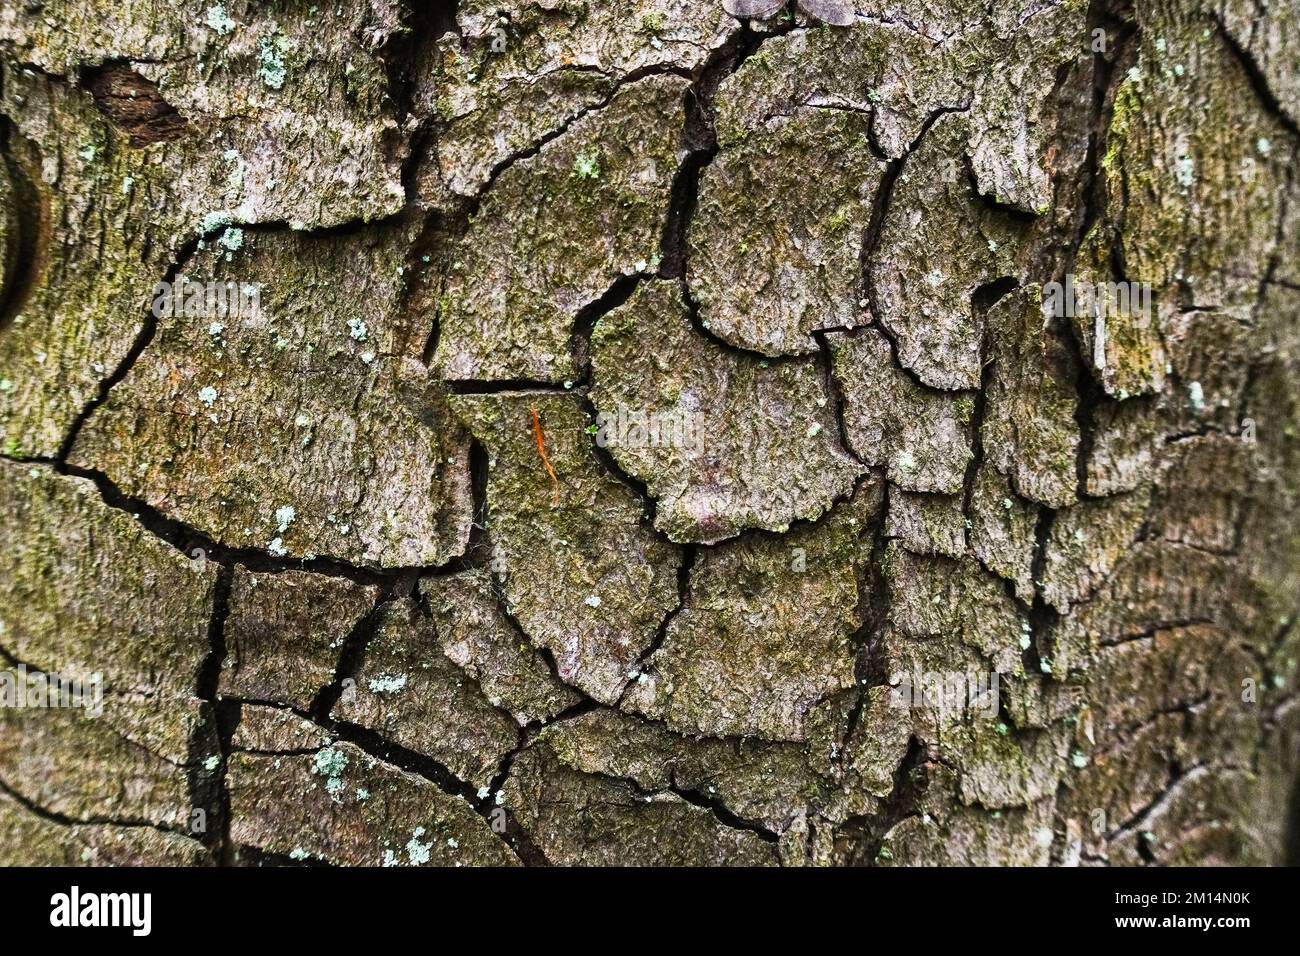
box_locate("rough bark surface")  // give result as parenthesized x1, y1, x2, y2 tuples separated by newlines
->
(0, 0, 1298, 867)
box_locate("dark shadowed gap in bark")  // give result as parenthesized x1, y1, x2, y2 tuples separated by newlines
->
(0, 115, 46, 334)
(81, 62, 188, 147)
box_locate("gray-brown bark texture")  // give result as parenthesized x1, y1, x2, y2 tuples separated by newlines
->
(0, 0, 1297, 867)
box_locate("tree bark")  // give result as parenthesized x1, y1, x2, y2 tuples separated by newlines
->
(0, 0, 1297, 866)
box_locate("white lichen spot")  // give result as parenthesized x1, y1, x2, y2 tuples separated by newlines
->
(584, 594, 602, 608)
(218, 227, 244, 253)
(258, 30, 290, 90)
(274, 504, 296, 533)
(406, 828, 433, 866)
(311, 746, 347, 800)
(1256, 137, 1272, 158)
(368, 674, 408, 694)
(1187, 380, 1205, 412)
(206, 4, 237, 35)
(572, 149, 601, 180)
(1175, 155, 1195, 190)
(268, 537, 287, 557)
(288, 846, 309, 861)
(198, 386, 219, 408)
(806, 422, 822, 438)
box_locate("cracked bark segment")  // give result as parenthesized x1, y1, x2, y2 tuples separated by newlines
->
(227, 708, 518, 867)
(839, 685, 914, 803)
(713, 21, 967, 162)
(421, 572, 582, 727)
(877, 801, 1055, 866)
(0, 696, 209, 830)
(687, 105, 885, 355)
(872, 763, 1056, 865)
(1084, 396, 1163, 496)
(1046, 541, 1247, 678)
(851, 0, 1049, 44)
(1041, 487, 1152, 614)
(1253, 700, 1300, 863)
(0, 67, 189, 458)
(231, 705, 332, 754)
(535, 709, 827, 833)
(590, 280, 862, 544)
(885, 544, 1027, 676)
(70, 228, 474, 569)
(869, 113, 1022, 391)
(829, 328, 973, 493)
(330, 599, 519, 790)
(1, 0, 407, 229)
(982, 286, 1079, 508)
(220, 569, 378, 712)
(433, 75, 689, 383)
(1072, 617, 1264, 864)
(1100, 5, 1291, 313)
(1107, 767, 1265, 866)
(0, 461, 214, 699)
(965, 1, 1086, 215)
(1147, 434, 1254, 554)
(502, 740, 778, 866)
(449, 393, 682, 705)
(945, 722, 1071, 811)
(422, 0, 736, 203)
(1087, 625, 1257, 755)
(968, 466, 1038, 602)
(623, 487, 877, 741)
(1210, 0, 1300, 128)
(0, 788, 209, 866)
(885, 488, 966, 559)
(1066, 231, 1168, 400)
(1000, 673, 1085, 732)
(1163, 307, 1250, 436)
